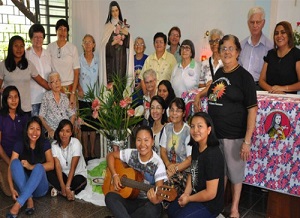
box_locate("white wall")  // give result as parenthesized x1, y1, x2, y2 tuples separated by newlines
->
(71, 0, 299, 61)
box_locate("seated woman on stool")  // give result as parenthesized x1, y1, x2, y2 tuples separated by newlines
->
(6, 116, 54, 218)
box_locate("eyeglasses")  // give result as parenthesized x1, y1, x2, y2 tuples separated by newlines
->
(220, 46, 237, 53)
(57, 47, 61, 58)
(134, 43, 144, 47)
(150, 106, 163, 111)
(145, 79, 155, 84)
(181, 45, 191, 51)
(249, 20, 263, 26)
(169, 109, 183, 113)
(209, 39, 220, 45)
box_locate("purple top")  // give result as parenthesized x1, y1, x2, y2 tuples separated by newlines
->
(0, 114, 28, 157)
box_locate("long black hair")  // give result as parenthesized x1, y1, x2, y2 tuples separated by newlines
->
(189, 112, 219, 147)
(105, 1, 123, 24)
(158, 80, 176, 108)
(54, 119, 74, 147)
(22, 116, 47, 164)
(149, 95, 168, 125)
(5, 35, 28, 72)
(0, 86, 24, 116)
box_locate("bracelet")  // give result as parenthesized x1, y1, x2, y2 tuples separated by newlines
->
(71, 91, 76, 94)
(175, 165, 178, 173)
(112, 173, 119, 178)
(243, 140, 251, 145)
(66, 186, 71, 189)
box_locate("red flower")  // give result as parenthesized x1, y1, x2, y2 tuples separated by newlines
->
(120, 99, 128, 108)
(92, 110, 99, 119)
(144, 101, 150, 109)
(127, 108, 135, 117)
(92, 98, 100, 110)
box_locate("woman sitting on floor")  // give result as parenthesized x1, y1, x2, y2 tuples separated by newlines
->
(7, 116, 54, 218)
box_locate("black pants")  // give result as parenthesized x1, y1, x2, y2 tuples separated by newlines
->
(47, 170, 87, 195)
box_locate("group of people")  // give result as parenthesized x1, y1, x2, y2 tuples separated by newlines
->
(0, 0, 300, 218)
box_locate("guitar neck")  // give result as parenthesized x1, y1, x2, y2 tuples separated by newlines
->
(121, 177, 155, 192)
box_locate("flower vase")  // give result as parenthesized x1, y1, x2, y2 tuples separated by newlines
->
(107, 138, 128, 152)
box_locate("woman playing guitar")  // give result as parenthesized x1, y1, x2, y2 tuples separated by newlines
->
(104, 126, 168, 218)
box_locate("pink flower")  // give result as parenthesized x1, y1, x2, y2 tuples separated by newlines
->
(120, 99, 128, 108)
(127, 108, 135, 117)
(121, 35, 125, 40)
(92, 98, 100, 110)
(119, 41, 123, 45)
(107, 82, 113, 90)
(92, 110, 99, 119)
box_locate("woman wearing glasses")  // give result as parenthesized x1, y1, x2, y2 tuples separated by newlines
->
(167, 26, 182, 63)
(47, 19, 80, 109)
(200, 29, 224, 88)
(160, 98, 191, 201)
(194, 35, 257, 218)
(170, 39, 201, 97)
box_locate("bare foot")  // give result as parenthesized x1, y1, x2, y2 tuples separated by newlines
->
(229, 211, 240, 218)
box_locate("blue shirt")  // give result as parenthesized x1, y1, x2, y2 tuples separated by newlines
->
(0, 113, 28, 157)
(239, 33, 273, 82)
(79, 53, 99, 100)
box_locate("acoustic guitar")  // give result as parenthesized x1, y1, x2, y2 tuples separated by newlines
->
(102, 159, 177, 201)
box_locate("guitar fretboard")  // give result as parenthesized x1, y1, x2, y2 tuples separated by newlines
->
(121, 177, 154, 192)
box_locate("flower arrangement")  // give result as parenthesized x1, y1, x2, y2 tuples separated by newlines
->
(79, 75, 144, 146)
(113, 19, 130, 46)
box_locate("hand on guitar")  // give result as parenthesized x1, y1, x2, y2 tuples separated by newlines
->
(113, 174, 123, 191)
(147, 188, 163, 204)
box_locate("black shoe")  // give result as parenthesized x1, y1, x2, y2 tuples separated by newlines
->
(25, 208, 35, 216)
(6, 212, 17, 218)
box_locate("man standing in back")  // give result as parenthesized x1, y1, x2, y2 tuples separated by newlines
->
(239, 6, 273, 90)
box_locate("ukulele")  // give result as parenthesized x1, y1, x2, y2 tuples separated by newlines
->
(102, 159, 177, 201)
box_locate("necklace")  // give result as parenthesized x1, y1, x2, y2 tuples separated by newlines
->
(61, 145, 69, 166)
(222, 64, 240, 73)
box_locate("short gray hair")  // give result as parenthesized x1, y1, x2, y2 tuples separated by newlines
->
(143, 69, 157, 81)
(248, 6, 265, 20)
(48, 72, 60, 82)
(134, 36, 146, 49)
(209, 29, 224, 40)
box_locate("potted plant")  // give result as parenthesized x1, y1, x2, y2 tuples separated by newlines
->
(79, 75, 144, 152)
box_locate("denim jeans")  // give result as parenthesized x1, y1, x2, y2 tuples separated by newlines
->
(10, 159, 49, 206)
(167, 200, 215, 218)
(105, 192, 162, 218)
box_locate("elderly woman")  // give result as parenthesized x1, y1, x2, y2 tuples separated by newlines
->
(143, 69, 157, 121)
(99, 1, 134, 85)
(47, 19, 80, 108)
(170, 39, 201, 97)
(133, 36, 148, 107)
(259, 21, 300, 94)
(194, 35, 257, 218)
(200, 29, 224, 88)
(167, 26, 182, 63)
(140, 32, 177, 94)
(26, 24, 52, 116)
(77, 34, 98, 159)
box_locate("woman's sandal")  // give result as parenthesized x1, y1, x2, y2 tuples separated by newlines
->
(6, 212, 17, 218)
(25, 207, 35, 216)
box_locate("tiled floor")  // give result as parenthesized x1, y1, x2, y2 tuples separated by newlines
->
(0, 184, 267, 218)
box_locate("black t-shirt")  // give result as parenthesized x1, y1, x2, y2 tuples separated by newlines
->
(207, 65, 257, 139)
(191, 145, 224, 215)
(264, 47, 300, 94)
